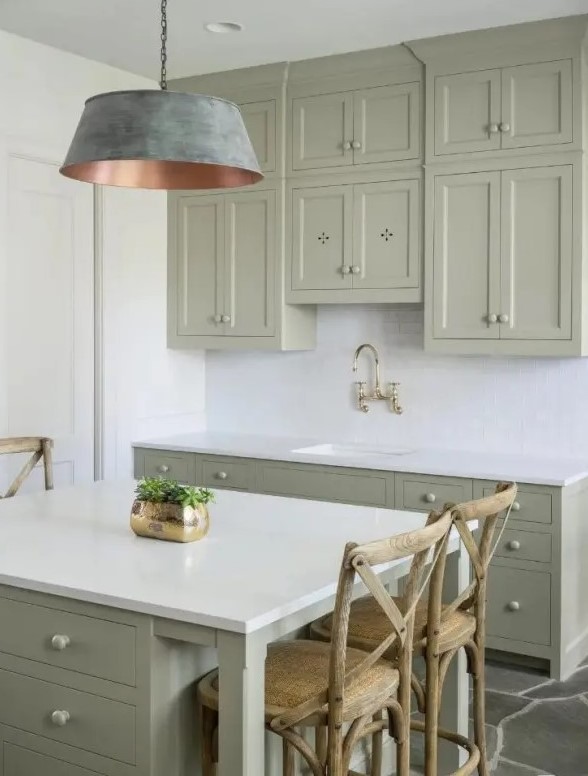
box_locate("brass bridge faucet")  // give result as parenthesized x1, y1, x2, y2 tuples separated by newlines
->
(352, 343, 403, 414)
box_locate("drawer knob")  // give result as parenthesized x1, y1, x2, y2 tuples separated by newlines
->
(221, 314, 231, 323)
(487, 313, 498, 323)
(351, 265, 361, 275)
(488, 123, 500, 134)
(213, 314, 222, 323)
(351, 140, 362, 150)
(499, 122, 511, 133)
(507, 601, 520, 612)
(498, 313, 509, 324)
(157, 464, 170, 474)
(51, 634, 70, 651)
(424, 493, 436, 504)
(512, 501, 521, 512)
(507, 540, 521, 551)
(343, 141, 352, 151)
(215, 471, 228, 480)
(51, 710, 70, 727)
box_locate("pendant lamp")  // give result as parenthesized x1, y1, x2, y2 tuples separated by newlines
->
(59, 0, 262, 190)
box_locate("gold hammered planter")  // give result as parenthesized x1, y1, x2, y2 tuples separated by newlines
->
(130, 500, 210, 543)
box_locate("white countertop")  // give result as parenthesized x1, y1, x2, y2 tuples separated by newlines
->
(133, 432, 588, 487)
(0, 481, 452, 634)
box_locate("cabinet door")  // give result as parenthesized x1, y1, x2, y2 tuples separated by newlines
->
(174, 194, 224, 336)
(352, 180, 419, 290)
(240, 99, 276, 173)
(500, 166, 572, 340)
(4, 742, 103, 776)
(353, 83, 420, 164)
(224, 189, 276, 337)
(501, 60, 573, 150)
(434, 69, 501, 155)
(432, 171, 501, 339)
(291, 185, 353, 290)
(291, 92, 354, 170)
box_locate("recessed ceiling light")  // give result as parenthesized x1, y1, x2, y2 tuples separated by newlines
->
(204, 21, 244, 34)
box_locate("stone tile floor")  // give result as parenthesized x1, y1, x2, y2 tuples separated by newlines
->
(409, 658, 588, 775)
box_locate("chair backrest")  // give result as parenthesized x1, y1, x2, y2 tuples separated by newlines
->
(0, 437, 54, 498)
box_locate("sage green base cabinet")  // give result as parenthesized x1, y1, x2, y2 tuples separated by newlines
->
(134, 446, 588, 680)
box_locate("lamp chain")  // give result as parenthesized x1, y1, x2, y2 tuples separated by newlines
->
(160, 0, 168, 90)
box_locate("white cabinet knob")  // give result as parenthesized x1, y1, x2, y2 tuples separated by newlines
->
(487, 313, 498, 323)
(341, 265, 351, 275)
(221, 315, 231, 323)
(157, 464, 170, 474)
(351, 140, 362, 150)
(498, 313, 509, 324)
(507, 601, 520, 612)
(507, 540, 521, 551)
(51, 710, 70, 727)
(215, 471, 228, 480)
(51, 634, 70, 651)
(213, 314, 222, 323)
(351, 265, 361, 275)
(424, 493, 436, 504)
(488, 123, 500, 134)
(499, 122, 511, 133)
(343, 141, 352, 150)
(512, 501, 521, 512)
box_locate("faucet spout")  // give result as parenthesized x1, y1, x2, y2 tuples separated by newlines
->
(352, 343, 382, 396)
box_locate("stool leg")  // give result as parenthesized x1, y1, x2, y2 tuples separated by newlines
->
(469, 642, 488, 776)
(283, 738, 296, 776)
(371, 711, 383, 776)
(424, 651, 440, 776)
(316, 726, 327, 766)
(201, 705, 217, 776)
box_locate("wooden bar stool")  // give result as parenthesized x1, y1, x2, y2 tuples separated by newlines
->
(197, 509, 458, 776)
(311, 482, 517, 776)
(0, 437, 54, 498)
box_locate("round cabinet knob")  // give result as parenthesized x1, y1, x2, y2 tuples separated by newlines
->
(351, 265, 361, 275)
(488, 123, 500, 134)
(51, 634, 70, 651)
(499, 122, 511, 133)
(213, 314, 222, 323)
(215, 471, 228, 480)
(341, 265, 351, 275)
(51, 710, 70, 727)
(425, 493, 436, 504)
(498, 313, 509, 324)
(512, 501, 521, 512)
(157, 464, 170, 474)
(221, 315, 231, 323)
(507, 540, 521, 551)
(343, 141, 352, 150)
(351, 140, 362, 150)
(507, 601, 520, 612)
(487, 313, 498, 324)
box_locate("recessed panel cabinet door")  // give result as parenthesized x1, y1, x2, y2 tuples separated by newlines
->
(501, 60, 573, 150)
(500, 166, 572, 340)
(291, 185, 353, 290)
(240, 99, 276, 173)
(433, 171, 501, 339)
(353, 83, 420, 164)
(175, 195, 224, 336)
(352, 180, 420, 290)
(434, 69, 501, 155)
(224, 190, 276, 337)
(291, 92, 354, 170)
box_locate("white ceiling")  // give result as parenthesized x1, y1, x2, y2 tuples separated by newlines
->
(0, 0, 586, 80)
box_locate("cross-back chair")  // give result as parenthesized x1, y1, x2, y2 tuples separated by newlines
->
(311, 481, 517, 776)
(0, 437, 54, 498)
(197, 509, 457, 776)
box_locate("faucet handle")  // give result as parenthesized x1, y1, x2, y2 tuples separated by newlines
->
(389, 382, 403, 415)
(355, 381, 370, 413)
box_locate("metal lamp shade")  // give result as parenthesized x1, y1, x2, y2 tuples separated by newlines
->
(60, 90, 263, 190)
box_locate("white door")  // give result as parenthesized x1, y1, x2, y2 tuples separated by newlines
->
(0, 145, 94, 490)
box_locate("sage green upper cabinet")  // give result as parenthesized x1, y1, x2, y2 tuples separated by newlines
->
(239, 99, 277, 174)
(289, 175, 421, 303)
(291, 83, 420, 172)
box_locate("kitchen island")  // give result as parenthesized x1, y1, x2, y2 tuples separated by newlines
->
(0, 480, 469, 776)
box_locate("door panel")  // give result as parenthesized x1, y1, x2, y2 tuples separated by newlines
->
(433, 171, 501, 339)
(291, 92, 353, 170)
(434, 69, 501, 155)
(353, 82, 420, 164)
(1, 152, 94, 489)
(501, 60, 573, 149)
(352, 180, 419, 290)
(291, 185, 353, 291)
(225, 189, 275, 337)
(175, 194, 224, 337)
(240, 100, 276, 173)
(500, 165, 572, 340)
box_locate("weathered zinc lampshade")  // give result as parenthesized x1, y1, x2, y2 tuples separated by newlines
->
(59, 0, 262, 190)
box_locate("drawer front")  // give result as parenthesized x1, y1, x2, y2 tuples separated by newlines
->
(3, 742, 105, 776)
(493, 527, 552, 564)
(477, 483, 552, 524)
(258, 464, 388, 507)
(0, 669, 135, 764)
(201, 458, 252, 491)
(143, 450, 194, 483)
(487, 567, 551, 645)
(0, 597, 135, 686)
(396, 475, 472, 511)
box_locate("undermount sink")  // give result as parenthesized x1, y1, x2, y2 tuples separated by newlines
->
(292, 443, 415, 458)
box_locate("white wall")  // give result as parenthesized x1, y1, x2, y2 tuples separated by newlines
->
(206, 305, 588, 459)
(0, 29, 205, 481)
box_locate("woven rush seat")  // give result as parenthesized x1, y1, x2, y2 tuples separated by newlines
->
(199, 639, 399, 725)
(312, 596, 476, 656)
